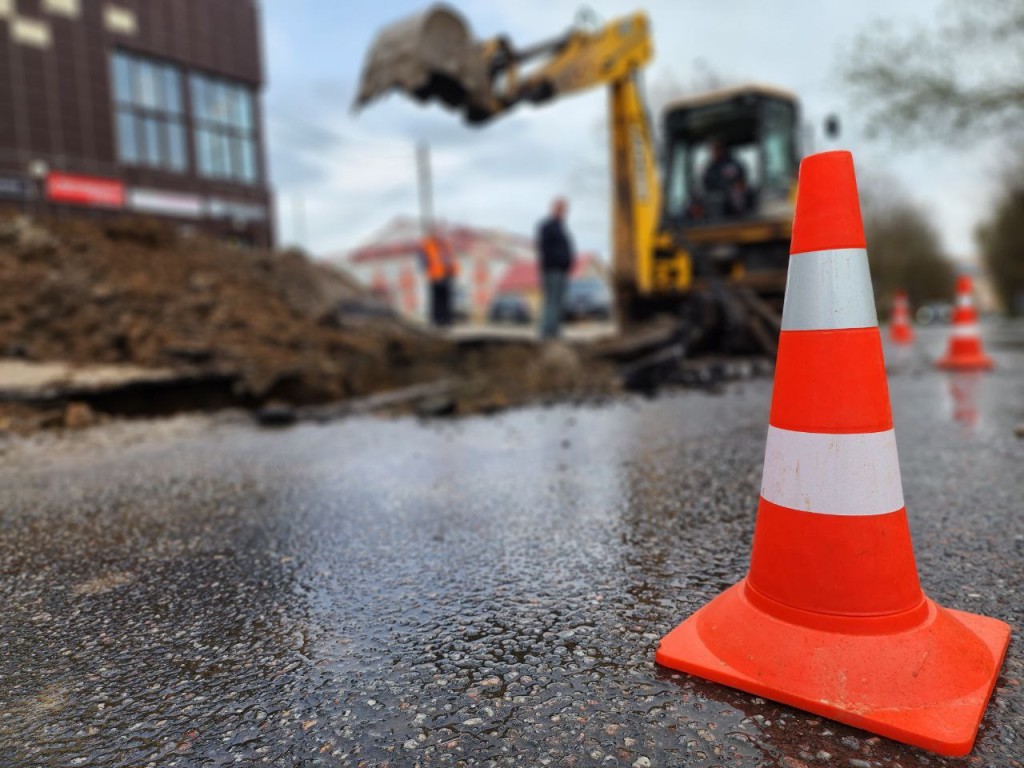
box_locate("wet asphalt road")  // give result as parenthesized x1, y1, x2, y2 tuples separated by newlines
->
(0, 324, 1021, 768)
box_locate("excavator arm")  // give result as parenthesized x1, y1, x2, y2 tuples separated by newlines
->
(355, 5, 660, 304)
(487, 13, 653, 111)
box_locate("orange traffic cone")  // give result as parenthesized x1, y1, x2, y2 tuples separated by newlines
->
(937, 275, 993, 370)
(656, 151, 1010, 757)
(889, 289, 914, 344)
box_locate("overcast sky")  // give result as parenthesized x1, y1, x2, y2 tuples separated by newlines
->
(261, 0, 1000, 261)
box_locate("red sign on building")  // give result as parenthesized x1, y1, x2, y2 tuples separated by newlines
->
(47, 172, 125, 208)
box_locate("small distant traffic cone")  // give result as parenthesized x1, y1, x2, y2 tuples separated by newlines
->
(889, 289, 914, 344)
(656, 151, 1010, 757)
(937, 275, 993, 370)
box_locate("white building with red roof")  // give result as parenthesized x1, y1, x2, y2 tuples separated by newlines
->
(328, 216, 535, 323)
(329, 216, 609, 324)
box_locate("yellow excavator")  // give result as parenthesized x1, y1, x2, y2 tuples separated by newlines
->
(355, 5, 802, 352)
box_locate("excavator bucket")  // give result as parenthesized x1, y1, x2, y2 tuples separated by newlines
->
(354, 3, 492, 120)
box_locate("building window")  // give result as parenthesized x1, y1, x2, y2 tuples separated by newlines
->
(111, 51, 187, 172)
(190, 73, 259, 185)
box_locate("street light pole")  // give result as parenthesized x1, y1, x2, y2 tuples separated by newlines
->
(416, 141, 434, 235)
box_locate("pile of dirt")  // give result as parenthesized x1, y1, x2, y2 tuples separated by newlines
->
(0, 214, 456, 402)
(0, 214, 617, 429)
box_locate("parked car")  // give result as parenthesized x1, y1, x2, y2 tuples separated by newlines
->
(916, 302, 953, 325)
(564, 277, 612, 321)
(488, 292, 532, 324)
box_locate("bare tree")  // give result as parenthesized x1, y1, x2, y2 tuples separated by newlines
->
(841, 0, 1024, 142)
(978, 150, 1024, 314)
(859, 171, 955, 310)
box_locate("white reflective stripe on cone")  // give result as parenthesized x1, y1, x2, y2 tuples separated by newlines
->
(957, 294, 973, 307)
(781, 249, 878, 331)
(761, 426, 905, 516)
(952, 323, 981, 338)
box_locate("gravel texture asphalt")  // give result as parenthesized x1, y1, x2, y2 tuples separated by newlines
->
(0, 323, 1021, 767)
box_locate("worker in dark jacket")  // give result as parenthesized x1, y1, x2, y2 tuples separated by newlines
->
(536, 198, 575, 339)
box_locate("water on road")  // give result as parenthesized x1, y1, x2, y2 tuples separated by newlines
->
(0, 324, 1021, 767)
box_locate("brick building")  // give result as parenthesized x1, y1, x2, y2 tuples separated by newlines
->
(0, 0, 272, 245)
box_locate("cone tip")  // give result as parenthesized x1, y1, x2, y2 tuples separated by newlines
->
(790, 150, 866, 255)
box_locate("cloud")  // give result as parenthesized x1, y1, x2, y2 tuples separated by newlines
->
(267, 0, 988, 261)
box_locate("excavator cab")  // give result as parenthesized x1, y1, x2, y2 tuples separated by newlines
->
(660, 85, 800, 281)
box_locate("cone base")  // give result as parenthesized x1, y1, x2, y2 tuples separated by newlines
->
(656, 582, 1010, 757)
(936, 353, 994, 371)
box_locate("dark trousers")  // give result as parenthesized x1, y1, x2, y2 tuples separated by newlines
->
(540, 269, 569, 339)
(430, 278, 453, 327)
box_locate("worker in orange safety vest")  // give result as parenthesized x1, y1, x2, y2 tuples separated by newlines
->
(419, 227, 460, 327)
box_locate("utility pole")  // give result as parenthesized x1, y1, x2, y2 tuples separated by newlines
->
(416, 141, 434, 235)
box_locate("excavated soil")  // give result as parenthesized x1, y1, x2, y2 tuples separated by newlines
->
(0, 213, 616, 432)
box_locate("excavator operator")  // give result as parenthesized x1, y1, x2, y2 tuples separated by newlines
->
(702, 137, 749, 219)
